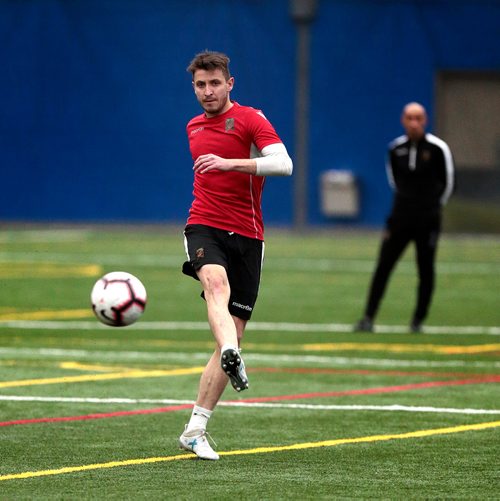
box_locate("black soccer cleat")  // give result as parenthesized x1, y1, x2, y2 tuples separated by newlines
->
(221, 348, 249, 392)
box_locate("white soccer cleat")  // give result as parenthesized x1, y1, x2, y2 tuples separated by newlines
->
(221, 348, 249, 392)
(178, 427, 219, 460)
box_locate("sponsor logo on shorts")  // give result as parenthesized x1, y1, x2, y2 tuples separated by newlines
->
(231, 301, 253, 312)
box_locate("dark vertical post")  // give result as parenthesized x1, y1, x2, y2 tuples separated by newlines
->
(290, 0, 317, 231)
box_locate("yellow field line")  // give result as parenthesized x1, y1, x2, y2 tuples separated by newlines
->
(0, 263, 102, 279)
(301, 342, 500, 355)
(432, 344, 500, 354)
(0, 310, 93, 321)
(1, 420, 498, 482)
(108, 339, 499, 356)
(0, 367, 205, 389)
(59, 361, 137, 372)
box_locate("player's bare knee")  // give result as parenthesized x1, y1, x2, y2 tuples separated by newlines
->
(202, 275, 230, 306)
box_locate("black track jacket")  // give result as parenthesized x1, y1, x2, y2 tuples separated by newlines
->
(386, 133, 455, 219)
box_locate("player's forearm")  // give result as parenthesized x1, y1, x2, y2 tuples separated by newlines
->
(193, 143, 293, 176)
(193, 154, 256, 174)
(226, 158, 258, 174)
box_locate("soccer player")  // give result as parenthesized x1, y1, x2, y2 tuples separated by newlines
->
(354, 102, 454, 333)
(178, 51, 293, 460)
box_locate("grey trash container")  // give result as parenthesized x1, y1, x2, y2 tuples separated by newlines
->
(320, 170, 359, 217)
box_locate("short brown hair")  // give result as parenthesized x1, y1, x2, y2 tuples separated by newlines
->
(187, 51, 231, 80)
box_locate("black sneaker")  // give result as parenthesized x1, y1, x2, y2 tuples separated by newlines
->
(353, 317, 374, 332)
(221, 348, 249, 392)
(410, 321, 422, 333)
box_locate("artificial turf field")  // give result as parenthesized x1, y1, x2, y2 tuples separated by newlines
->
(0, 225, 498, 499)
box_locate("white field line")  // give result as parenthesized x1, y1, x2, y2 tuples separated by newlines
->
(1, 252, 500, 275)
(0, 320, 499, 335)
(0, 346, 499, 369)
(0, 230, 92, 243)
(0, 395, 498, 415)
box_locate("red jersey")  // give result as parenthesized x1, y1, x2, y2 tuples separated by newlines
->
(186, 102, 283, 240)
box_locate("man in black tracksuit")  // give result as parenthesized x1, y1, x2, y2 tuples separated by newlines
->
(355, 102, 455, 333)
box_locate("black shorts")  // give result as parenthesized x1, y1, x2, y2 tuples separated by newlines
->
(182, 224, 264, 320)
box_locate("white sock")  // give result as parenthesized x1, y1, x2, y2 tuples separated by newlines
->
(186, 405, 213, 433)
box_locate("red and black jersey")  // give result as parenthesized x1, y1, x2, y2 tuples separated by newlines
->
(186, 101, 283, 240)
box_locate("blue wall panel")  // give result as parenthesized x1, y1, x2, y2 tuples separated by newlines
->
(1, 0, 499, 227)
(310, 0, 500, 225)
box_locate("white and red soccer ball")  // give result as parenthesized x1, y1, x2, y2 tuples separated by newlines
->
(91, 271, 147, 327)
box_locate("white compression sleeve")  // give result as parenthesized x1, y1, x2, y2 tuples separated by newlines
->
(254, 143, 293, 177)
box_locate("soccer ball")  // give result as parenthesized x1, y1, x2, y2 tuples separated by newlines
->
(91, 271, 147, 327)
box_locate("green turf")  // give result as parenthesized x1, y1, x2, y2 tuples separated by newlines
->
(0, 225, 498, 499)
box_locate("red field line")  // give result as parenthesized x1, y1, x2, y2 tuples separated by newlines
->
(1, 375, 498, 428)
(234, 375, 500, 403)
(0, 404, 192, 427)
(251, 367, 500, 378)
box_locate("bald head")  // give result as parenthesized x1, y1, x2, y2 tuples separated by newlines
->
(401, 102, 427, 141)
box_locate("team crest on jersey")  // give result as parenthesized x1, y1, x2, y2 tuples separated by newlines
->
(422, 150, 431, 162)
(225, 118, 235, 131)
